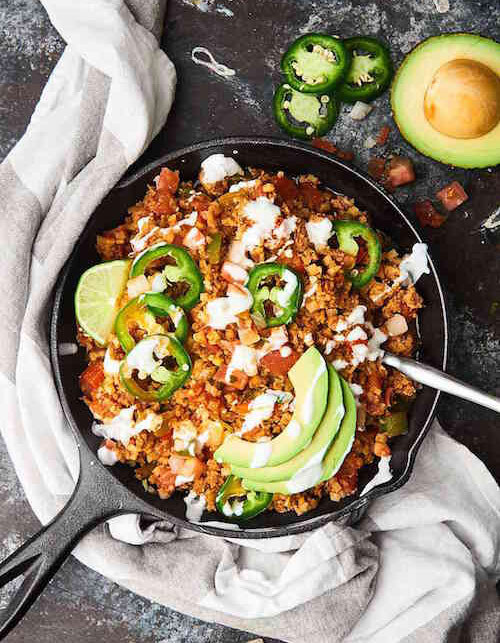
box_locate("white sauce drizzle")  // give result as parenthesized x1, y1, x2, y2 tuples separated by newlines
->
(229, 179, 258, 192)
(206, 286, 253, 329)
(250, 442, 273, 468)
(103, 348, 121, 375)
(126, 336, 161, 378)
(305, 218, 333, 247)
(241, 392, 278, 433)
(200, 154, 242, 184)
(286, 446, 329, 494)
(226, 344, 258, 382)
(301, 361, 327, 425)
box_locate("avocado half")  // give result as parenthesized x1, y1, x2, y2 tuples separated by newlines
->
(391, 33, 500, 168)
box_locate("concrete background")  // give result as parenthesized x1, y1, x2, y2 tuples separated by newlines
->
(0, 0, 499, 641)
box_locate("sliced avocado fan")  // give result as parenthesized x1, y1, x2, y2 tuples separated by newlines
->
(242, 376, 356, 495)
(214, 346, 328, 469)
(232, 364, 344, 483)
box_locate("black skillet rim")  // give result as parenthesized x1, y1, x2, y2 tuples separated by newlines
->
(50, 136, 448, 539)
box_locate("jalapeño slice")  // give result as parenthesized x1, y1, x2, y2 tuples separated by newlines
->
(130, 243, 204, 311)
(337, 36, 393, 103)
(281, 33, 351, 93)
(273, 83, 339, 140)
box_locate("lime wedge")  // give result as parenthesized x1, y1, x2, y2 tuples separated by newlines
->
(75, 260, 131, 345)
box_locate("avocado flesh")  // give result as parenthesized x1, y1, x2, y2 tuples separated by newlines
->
(391, 34, 500, 168)
(233, 365, 344, 483)
(320, 378, 357, 482)
(214, 347, 328, 469)
(243, 376, 356, 495)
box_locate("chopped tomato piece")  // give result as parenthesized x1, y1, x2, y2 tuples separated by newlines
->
(273, 175, 300, 202)
(277, 253, 305, 273)
(156, 168, 179, 195)
(214, 365, 249, 390)
(300, 182, 324, 210)
(260, 349, 300, 376)
(436, 181, 468, 211)
(414, 200, 447, 228)
(154, 193, 177, 216)
(386, 156, 415, 188)
(221, 261, 248, 284)
(367, 157, 386, 181)
(80, 361, 104, 395)
(190, 194, 211, 215)
(312, 138, 337, 153)
(376, 125, 391, 146)
(312, 138, 354, 161)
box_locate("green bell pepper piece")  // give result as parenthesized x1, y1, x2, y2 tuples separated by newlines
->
(333, 220, 381, 289)
(130, 243, 204, 311)
(273, 83, 339, 140)
(337, 36, 393, 103)
(120, 333, 192, 402)
(207, 232, 222, 265)
(247, 262, 302, 328)
(216, 475, 272, 521)
(380, 411, 408, 437)
(114, 293, 188, 353)
(281, 33, 351, 94)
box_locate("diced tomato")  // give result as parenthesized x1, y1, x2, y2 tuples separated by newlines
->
(414, 200, 447, 228)
(260, 349, 300, 376)
(156, 168, 179, 195)
(312, 138, 354, 161)
(273, 175, 300, 202)
(386, 156, 415, 189)
(436, 181, 468, 211)
(214, 365, 249, 390)
(312, 138, 337, 153)
(221, 261, 248, 284)
(376, 125, 391, 146)
(367, 157, 386, 181)
(154, 193, 177, 216)
(183, 227, 205, 250)
(190, 194, 212, 215)
(154, 467, 176, 491)
(80, 361, 104, 395)
(277, 253, 305, 273)
(300, 182, 324, 210)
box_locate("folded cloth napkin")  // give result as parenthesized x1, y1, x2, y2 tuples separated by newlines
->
(1, 2, 499, 642)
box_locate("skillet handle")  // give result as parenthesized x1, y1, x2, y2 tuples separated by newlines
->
(0, 449, 138, 640)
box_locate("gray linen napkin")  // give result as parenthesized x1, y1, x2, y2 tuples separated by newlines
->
(0, 2, 499, 642)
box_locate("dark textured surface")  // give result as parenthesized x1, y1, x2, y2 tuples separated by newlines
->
(0, 0, 499, 641)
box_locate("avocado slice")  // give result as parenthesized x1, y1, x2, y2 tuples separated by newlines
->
(242, 376, 356, 495)
(214, 347, 328, 468)
(391, 34, 500, 168)
(232, 365, 344, 483)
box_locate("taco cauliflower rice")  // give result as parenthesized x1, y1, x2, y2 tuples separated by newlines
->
(75, 153, 428, 521)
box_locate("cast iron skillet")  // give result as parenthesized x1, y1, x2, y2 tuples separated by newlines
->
(0, 137, 447, 638)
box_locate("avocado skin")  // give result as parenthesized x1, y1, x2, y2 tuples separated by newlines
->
(391, 33, 500, 169)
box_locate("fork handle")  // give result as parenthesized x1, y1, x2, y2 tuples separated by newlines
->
(382, 353, 500, 414)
